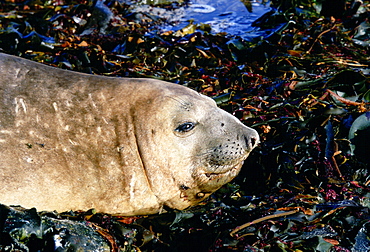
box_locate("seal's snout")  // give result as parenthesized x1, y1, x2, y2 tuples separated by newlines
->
(245, 129, 259, 151)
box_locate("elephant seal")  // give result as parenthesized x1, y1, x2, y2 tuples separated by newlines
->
(0, 53, 259, 215)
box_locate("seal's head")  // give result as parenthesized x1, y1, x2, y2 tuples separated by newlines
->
(130, 83, 259, 210)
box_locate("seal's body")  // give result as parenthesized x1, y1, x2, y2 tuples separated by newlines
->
(0, 53, 259, 215)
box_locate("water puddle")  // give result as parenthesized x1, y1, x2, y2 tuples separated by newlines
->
(127, 0, 272, 40)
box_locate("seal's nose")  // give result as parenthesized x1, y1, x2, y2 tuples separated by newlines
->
(245, 128, 259, 150)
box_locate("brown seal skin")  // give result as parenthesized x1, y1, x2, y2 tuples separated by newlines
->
(0, 53, 259, 215)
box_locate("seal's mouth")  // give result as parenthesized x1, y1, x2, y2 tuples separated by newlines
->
(202, 161, 244, 181)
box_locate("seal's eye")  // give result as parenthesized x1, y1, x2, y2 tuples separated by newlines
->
(175, 122, 195, 133)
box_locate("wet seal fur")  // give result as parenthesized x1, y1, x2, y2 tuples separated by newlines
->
(0, 53, 259, 215)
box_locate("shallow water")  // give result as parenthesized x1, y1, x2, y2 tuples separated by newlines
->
(130, 0, 271, 40)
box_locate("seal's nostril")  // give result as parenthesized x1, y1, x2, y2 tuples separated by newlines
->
(250, 137, 256, 148)
(245, 136, 258, 149)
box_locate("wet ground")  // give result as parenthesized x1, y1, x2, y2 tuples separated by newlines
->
(129, 0, 271, 40)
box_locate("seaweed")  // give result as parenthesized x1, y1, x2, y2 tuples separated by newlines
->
(1, 0, 370, 250)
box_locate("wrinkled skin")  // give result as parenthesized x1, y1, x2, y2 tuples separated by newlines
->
(0, 53, 259, 215)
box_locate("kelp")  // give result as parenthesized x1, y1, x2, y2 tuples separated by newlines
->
(1, 0, 370, 251)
